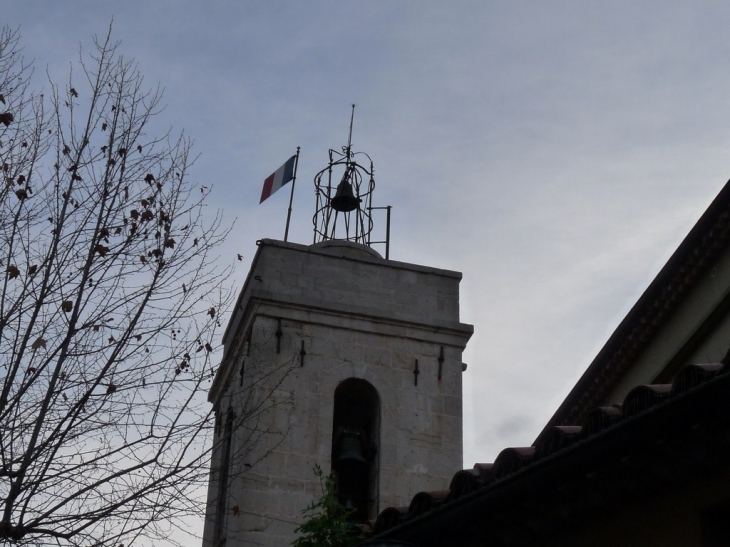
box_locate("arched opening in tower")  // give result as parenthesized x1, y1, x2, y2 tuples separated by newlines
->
(331, 378, 380, 522)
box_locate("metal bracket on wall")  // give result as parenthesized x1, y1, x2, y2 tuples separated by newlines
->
(240, 327, 252, 386)
(275, 318, 283, 354)
(299, 340, 306, 367)
(438, 345, 444, 380)
(413, 359, 420, 386)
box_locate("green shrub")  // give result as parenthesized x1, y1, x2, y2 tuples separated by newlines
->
(293, 465, 364, 547)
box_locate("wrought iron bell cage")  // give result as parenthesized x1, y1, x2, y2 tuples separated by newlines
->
(312, 105, 391, 258)
(312, 145, 375, 246)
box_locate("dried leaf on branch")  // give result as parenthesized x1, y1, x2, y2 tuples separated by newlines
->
(31, 337, 46, 350)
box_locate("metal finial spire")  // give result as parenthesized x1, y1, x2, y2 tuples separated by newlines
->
(347, 104, 356, 155)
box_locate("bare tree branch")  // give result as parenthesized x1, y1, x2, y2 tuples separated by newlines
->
(0, 24, 274, 547)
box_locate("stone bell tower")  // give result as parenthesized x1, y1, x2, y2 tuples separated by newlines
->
(201, 123, 473, 547)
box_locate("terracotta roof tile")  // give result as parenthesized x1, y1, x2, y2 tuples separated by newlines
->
(580, 405, 622, 438)
(447, 469, 482, 498)
(492, 447, 535, 479)
(670, 362, 723, 395)
(534, 425, 582, 460)
(372, 507, 408, 535)
(407, 491, 450, 517)
(622, 384, 672, 416)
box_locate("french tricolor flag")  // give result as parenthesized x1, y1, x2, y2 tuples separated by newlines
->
(260, 155, 296, 203)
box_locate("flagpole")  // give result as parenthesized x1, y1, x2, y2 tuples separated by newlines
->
(284, 146, 300, 242)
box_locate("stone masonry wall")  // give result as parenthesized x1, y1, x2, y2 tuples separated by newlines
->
(204, 241, 472, 547)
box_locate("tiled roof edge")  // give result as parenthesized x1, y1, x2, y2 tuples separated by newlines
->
(369, 360, 729, 543)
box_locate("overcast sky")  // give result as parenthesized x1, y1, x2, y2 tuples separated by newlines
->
(8, 0, 730, 483)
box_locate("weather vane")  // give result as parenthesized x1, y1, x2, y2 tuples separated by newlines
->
(313, 104, 390, 256)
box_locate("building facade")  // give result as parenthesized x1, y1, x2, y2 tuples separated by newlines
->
(201, 238, 473, 547)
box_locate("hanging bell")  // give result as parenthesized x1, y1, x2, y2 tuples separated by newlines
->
(330, 177, 361, 213)
(334, 431, 367, 465)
